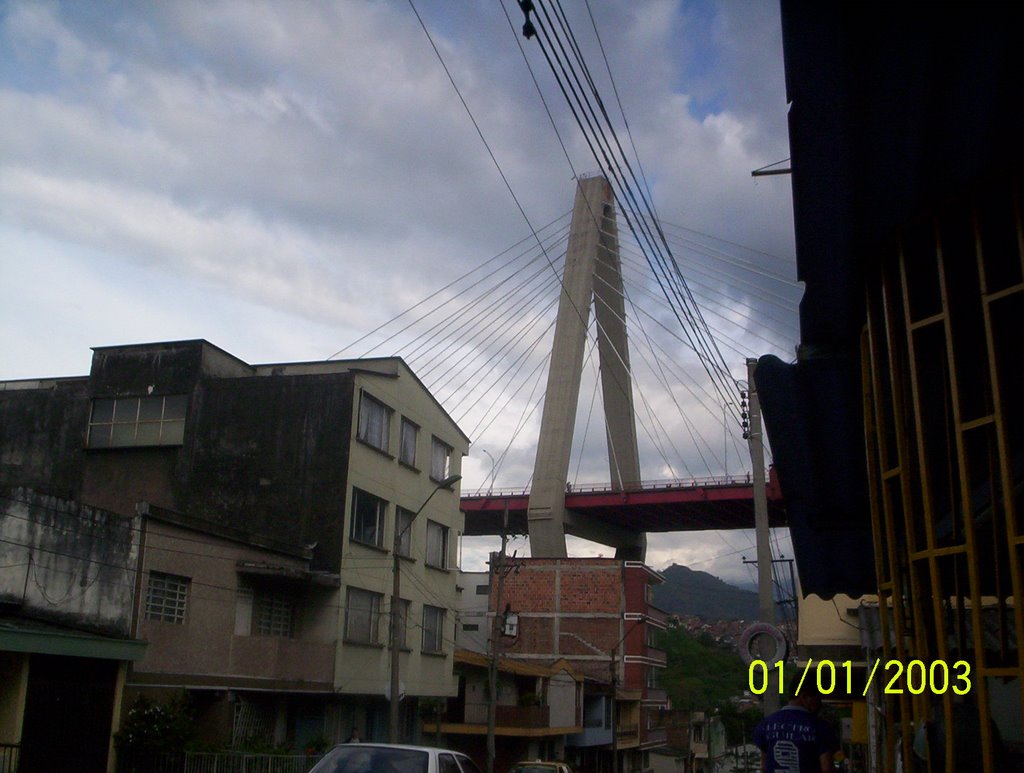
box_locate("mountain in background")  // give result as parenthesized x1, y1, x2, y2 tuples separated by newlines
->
(653, 564, 759, 621)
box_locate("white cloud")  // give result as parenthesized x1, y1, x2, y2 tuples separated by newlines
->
(1, 0, 797, 575)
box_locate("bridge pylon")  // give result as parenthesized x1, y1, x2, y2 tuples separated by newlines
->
(527, 175, 645, 560)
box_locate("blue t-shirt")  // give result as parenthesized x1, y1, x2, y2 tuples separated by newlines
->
(753, 705, 838, 773)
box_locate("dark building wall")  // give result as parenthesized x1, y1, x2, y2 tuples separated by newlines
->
(0, 379, 90, 497)
(2, 342, 355, 572)
(0, 486, 139, 635)
(183, 373, 354, 571)
(91, 342, 212, 396)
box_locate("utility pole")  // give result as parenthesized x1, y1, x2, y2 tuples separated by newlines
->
(486, 503, 509, 773)
(742, 556, 797, 625)
(390, 474, 461, 744)
(746, 358, 779, 715)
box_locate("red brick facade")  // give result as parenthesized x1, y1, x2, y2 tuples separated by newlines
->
(491, 558, 666, 692)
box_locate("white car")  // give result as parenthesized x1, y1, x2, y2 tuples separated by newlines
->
(307, 743, 483, 773)
(508, 763, 574, 773)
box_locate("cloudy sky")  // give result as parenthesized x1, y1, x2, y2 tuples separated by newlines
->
(0, 0, 798, 588)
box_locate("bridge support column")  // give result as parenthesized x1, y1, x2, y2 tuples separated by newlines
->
(527, 175, 644, 559)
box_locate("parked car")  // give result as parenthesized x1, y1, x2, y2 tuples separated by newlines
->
(307, 743, 483, 773)
(508, 762, 574, 773)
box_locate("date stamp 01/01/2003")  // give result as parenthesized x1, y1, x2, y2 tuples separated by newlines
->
(747, 658, 973, 697)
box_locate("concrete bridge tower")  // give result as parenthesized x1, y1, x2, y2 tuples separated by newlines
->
(526, 175, 645, 560)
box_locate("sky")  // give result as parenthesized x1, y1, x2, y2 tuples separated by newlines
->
(0, 1, 798, 589)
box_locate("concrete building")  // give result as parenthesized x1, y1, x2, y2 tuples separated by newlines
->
(456, 570, 491, 654)
(425, 649, 583, 772)
(0, 340, 468, 758)
(0, 487, 146, 773)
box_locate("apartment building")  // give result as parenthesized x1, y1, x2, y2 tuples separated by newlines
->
(0, 339, 468, 759)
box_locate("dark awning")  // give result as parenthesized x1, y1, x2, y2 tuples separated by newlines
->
(766, 1, 1024, 598)
(756, 354, 875, 598)
(0, 615, 147, 661)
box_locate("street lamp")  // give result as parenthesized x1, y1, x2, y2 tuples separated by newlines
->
(389, 473, 462, 743)
(482, 449, 496, 495)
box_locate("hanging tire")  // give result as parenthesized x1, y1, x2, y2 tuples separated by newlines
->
(738, 622, 788, 664)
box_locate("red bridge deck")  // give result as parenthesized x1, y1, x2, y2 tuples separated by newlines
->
(460, 472, 786, 537)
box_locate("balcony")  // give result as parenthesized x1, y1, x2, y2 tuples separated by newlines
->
(567, 725, 613, 747)
(496, 704, 550, 728)
(641, 726, 668, 747)
(646, 605, 668, 627)
(616, 723, 640, 747)
(230, 636, 334, 686)
(454, 701, 564, 730)
(645, 645, 667, 666)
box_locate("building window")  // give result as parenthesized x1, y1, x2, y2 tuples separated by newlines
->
(234, 587, 295, 637)
(346, 587, 382, 644)
(425, 520, 449, 569)
(646, 666, 659, 689)
(88, 395, 187, 448)
(357, 392, 391, 453)
(351, 488, 387, 548)
(399, 418, 418, 467)
(253, 590, 294, 637)
(396, 507, 414, 557)
(145, 571, 189, 623)
(430, 436, 452, 481)
(475, 584, 489, 595)
(422, 605, 445, 653)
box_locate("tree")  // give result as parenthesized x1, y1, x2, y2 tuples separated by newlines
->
(115, 695, 197, 760)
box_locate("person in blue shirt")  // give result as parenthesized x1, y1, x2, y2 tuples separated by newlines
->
(753, 675, 838, 773)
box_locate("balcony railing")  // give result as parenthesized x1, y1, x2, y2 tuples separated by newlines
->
(496, 705, 550, 728)
(646, 606, 668, 627)
(616, 724, 640, 741)
(228, 636, 334, 685)
(459, 703, 551, 728)
(645, 645, 667, 665)
(642, 727, 668, 746)
(643, 687, 668, 703)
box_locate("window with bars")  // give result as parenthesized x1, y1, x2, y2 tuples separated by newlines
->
(253, 591, 294, 637)
(425, 519, 448, 569)
(422, 605, 445, 653)
(145, 571, 190, 624)
(399, 418, 418, 467)
(345, 586, 382, 644)
(351, 488, 387, 548)
(88, 395, 187, 448)
(357, 392, 391, 453)
(430, 436, 452, 481)
(234, 587, 295, 637)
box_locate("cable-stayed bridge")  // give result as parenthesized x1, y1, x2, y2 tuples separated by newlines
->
(461, 471, 786, 541)
(333, 175, 798, 561)
(327, 3, 799, 579)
